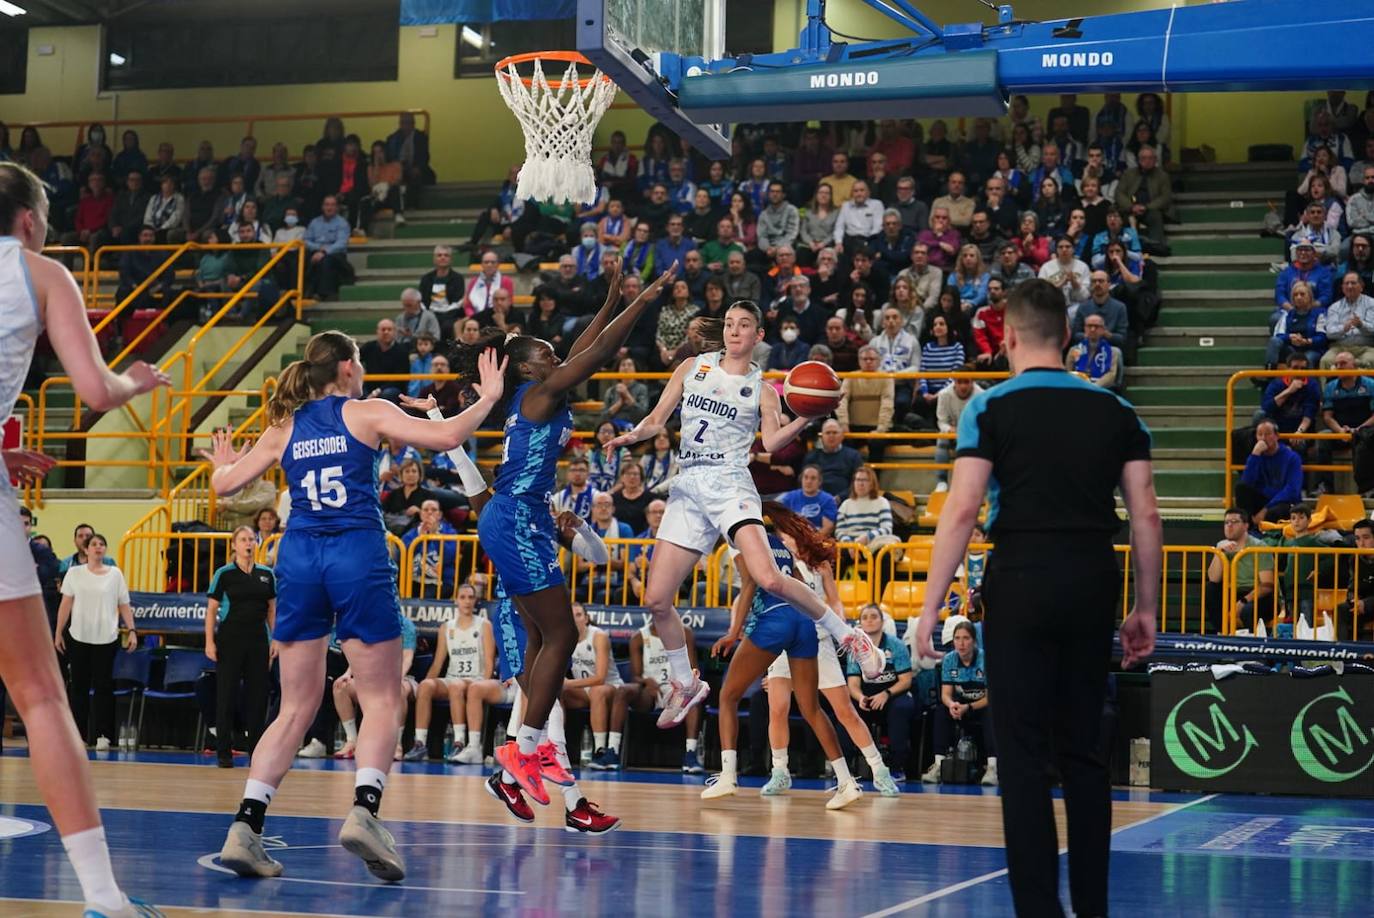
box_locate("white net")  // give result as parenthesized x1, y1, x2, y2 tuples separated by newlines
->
(496, 56, 619, 206)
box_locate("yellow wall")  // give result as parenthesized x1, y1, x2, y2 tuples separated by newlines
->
(33, 497, 161, 561)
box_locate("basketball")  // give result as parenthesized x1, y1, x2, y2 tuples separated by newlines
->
(783, 361, 843, 418)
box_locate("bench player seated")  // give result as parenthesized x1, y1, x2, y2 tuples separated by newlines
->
(333, 611, 418, 760)
(404, 582, 511, 764)
(561, 603, 625, 762)
(606, 620, 705, 773)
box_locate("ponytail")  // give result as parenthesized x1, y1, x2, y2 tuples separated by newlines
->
(694, 317, 724, 353)
(267, 330, 357, 426)
(762, 500, 837, 568)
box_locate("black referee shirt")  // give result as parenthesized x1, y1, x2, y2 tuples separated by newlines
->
(208, 561, 276, 635)
(955, 368, 1152, 539)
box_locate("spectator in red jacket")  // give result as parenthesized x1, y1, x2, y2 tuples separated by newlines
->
(972, 283, 1009, 370)
(62, 172, 115, 251)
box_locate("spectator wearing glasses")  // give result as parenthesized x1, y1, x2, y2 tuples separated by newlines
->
(1314, 351, 1374, 494)
(1319, 272, 1374, 368)
(1065, 314, 1123, 390)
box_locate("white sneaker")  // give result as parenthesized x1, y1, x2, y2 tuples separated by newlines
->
(94, 736, 112, 753)
(701, 773, 738, 799)
(826, 780, 863, 810)
(922, 759, 943, 784)
(981, 760, 999, 786)
(394, 213, 407, 225)
(839, 628, 885, 681)
(934, 481, 949, 493)
(298, 738, 328, 759)
(220, 820, 283, 877)
(760, 767, 792, 796)
(455, 742, 483, 764)
(872, 765, 901, 797)
(339, 805, 405, 882)
(657, 671, 710, 728)
(83, 895, 165, 917)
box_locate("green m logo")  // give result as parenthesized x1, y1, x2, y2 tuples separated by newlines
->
(1290, 687, 1374, 783)
(1163, 683, 1259, 779)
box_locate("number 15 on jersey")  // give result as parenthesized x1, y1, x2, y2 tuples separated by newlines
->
(301, 466, 347, 510)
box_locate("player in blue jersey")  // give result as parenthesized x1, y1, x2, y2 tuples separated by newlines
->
(198, 330, 506, 883)
(704, 502, 864, 810)
(449, 260, 677, 805)
(398, 394, 620, 832)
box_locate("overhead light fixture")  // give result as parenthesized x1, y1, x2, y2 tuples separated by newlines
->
(108, 52, 126, 66)
(0, 2, 28, 17)
(461, 26, 483, 50)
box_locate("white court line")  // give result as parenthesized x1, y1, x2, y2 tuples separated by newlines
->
(860, 793, 1220, 918)
(0, 895, 376, 918)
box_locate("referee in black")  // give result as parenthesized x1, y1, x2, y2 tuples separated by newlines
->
(913, 278, 1161, 917)
(205, 525, 277, 768)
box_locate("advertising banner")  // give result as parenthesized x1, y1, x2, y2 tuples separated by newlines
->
(1153, 672, 1374, 797)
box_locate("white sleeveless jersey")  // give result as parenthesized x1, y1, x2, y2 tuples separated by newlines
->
(0, 239, 42, 424)
(677, 350, 762, 471)
(444, 616, 484, 679)
(570, 625, 623, 685)
(639, 623, 671, 686)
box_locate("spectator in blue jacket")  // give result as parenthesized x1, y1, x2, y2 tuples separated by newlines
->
(1238, 420, 1305, 526)
(778, 465, 838, 536)
(1314, 350, 1374, 493)
(1259, 353, 1321, 444)
(652, 214, 696, 275)
(401, 500, 459, 599)
(1273, 242, 1335, 327)
(1265, 280, 1328, 368)
(303, 194, 353, 300)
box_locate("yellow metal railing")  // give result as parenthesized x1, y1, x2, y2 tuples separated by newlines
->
(1224, 369, 1364, 507)
(1226, 545, 1374, 639)
(1115, 544, 1229, 635)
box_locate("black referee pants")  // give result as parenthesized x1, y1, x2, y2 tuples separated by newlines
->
(215, 629, 270, 759)
(982, 543, 1119, 918)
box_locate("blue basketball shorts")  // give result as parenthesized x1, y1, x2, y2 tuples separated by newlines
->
(273, 527, 403, 645)
(492, 593, 528, 683)
(477, 494, 564, 597)
(743, 598, 819, 659)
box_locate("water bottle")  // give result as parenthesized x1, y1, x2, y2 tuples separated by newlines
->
(580, 727, 593, 766)
(493, 721, 506, 751)
(119, 724, 131, 752)
(956, 733, 976, 765)
(442, 726, 454, 760)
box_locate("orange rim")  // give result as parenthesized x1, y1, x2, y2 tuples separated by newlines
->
(494, 50, 612, 89)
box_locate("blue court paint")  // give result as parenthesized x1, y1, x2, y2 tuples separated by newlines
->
(0, 803, 1009, 916)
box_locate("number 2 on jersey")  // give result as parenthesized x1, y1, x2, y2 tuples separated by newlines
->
(692, 418, 709, 443)
(301, 466, 347, 510)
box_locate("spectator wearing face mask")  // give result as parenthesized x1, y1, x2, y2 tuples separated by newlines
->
(767, 319, 810, 370)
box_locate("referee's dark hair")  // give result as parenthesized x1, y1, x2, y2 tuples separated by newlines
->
(1004, 278, 1070, 345)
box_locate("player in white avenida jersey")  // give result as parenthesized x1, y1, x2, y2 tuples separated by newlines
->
(0, 163, 172, 918)
(605, 300, 884, 728)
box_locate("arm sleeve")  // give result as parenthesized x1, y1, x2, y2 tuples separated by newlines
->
(873, 499, 894, 538)
(891, 641, 912, 674)
(1276, 452, 1306, 505)
(821, 495, 838, 524)
(208, 566, 227, 601)
(117, 570, 131, 606)
(1122, 405, 1152, 462)
(60, 568, 77, 597)
(955, 392, 994, 460)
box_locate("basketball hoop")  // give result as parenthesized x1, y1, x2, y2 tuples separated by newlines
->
(495, 51, 618, 206)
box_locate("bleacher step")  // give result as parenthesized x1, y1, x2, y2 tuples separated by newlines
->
(1133, 346, 1261, 368)
(1158, 271, 1272, 292)
(1127, 385, 1258, 407)
(1153, 305, 1270, 327)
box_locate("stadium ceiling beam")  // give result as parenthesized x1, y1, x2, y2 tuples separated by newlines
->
(28, 0, 101, 23)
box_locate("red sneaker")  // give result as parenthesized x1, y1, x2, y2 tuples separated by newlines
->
(484, 772, 534, 823)
(537, 741, 577, 787)
(494, 741, 550, 806)
(565, 798, 621, 835)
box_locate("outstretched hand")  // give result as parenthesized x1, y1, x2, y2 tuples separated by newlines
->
(124, 360, 173, 396)
(197, 427, 250, 470)
(1, 449, 56, 485)
(398, 393, 438, 413)
(634, 261, 679, 304)
(604, 422, 658, 457)
(474, 348, 508, 404)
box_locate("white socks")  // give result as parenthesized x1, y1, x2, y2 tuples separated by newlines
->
(830, 757, 855, 786)
(665, 645, 693, 683)
(608, 732, 622, 753)
(818, 610, 851, 643)
(414, 728, 428, 744)
(341, 719, 358, 742)
(719, 749, 737, 779)
(355, 767, 387, 792)
(860, 744, 884, 770)
(686, 737, 698, 753)
(563, 785, 583, 811)
(455, 726, 468, 747)
(243, 779, 276, 805)
(62, 826, 125, 911)
(594, 732, 608, 751)
(771, 747, 789, 771)
(516, 724, 540, 755)
(547, 701, 566, 748)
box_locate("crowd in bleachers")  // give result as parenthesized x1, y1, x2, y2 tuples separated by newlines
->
(0, 113, 436, 306)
